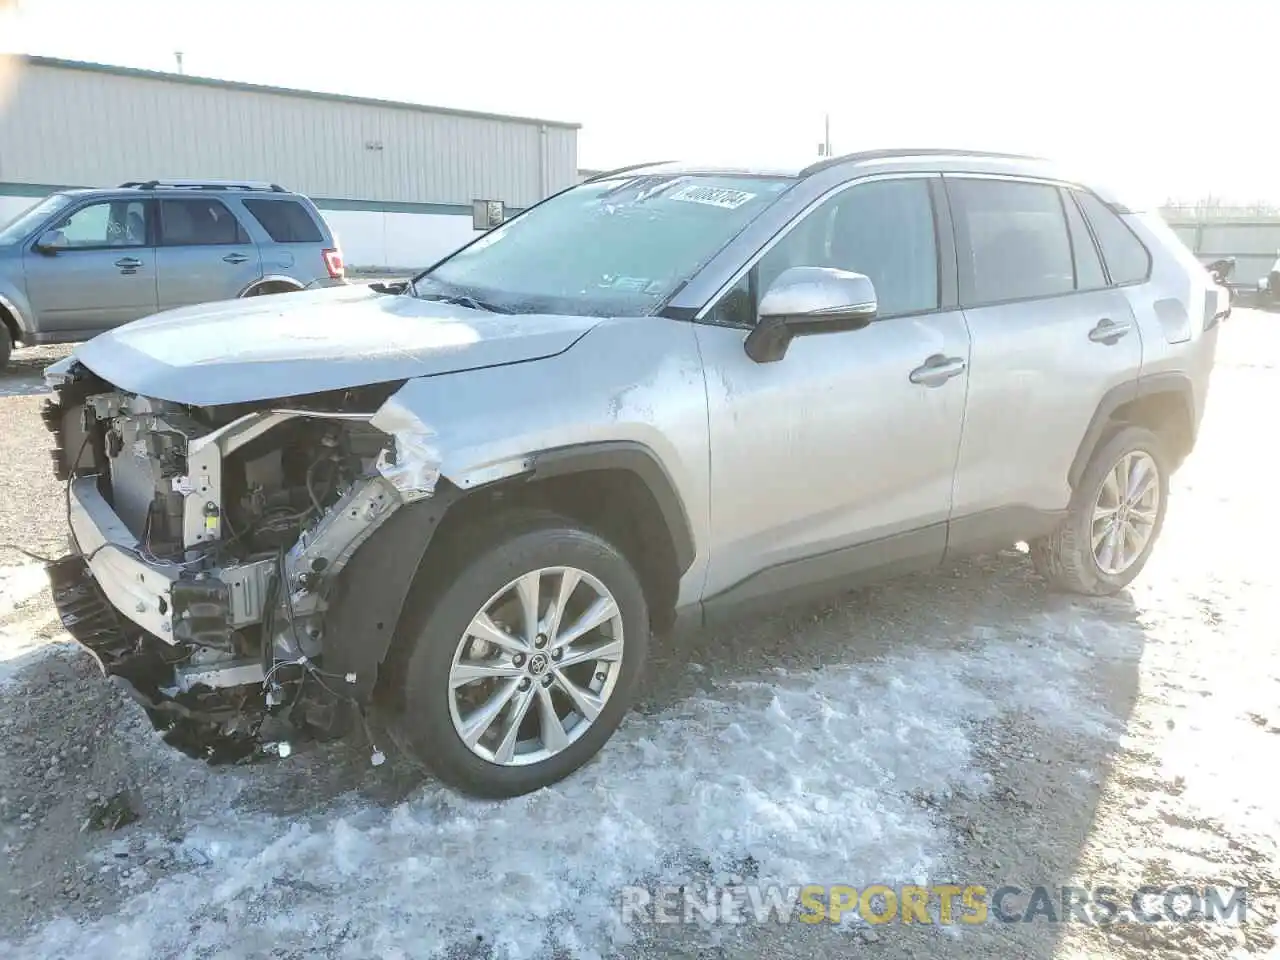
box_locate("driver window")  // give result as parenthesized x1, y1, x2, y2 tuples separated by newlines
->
(50, 200, 147, 248)
(708, 178, 940, 325)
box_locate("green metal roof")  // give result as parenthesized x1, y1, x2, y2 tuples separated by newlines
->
(19, 55, 582, 131)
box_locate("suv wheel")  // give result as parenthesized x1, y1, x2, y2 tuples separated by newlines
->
(388, 511, 649, 797)
(1031, 425, 1170, 595)
(0, 327, 11, 373)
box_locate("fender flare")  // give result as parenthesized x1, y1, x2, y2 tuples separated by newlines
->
(1068, 372, 1195, 489)
(528, 440, 696, 574)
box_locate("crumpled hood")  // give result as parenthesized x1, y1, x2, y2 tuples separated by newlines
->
(71, 284, 604, 406)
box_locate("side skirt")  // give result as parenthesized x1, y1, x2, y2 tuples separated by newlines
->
(693, 523, 947, 629)
(672, 506, 1067, 636)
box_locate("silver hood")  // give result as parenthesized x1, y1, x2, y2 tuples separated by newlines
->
(70, 285, 603, 406)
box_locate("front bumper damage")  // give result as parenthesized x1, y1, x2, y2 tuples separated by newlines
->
(42, 369, 450, 763)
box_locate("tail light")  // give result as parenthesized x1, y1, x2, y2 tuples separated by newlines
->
(322, 247, 345, 280)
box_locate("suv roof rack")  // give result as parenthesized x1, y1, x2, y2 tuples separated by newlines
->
(118, 179, 288, 193)
(800, 148, 1044, 177)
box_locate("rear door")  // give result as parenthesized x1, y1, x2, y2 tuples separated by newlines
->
(21, 197, 158, 335)
(944, 175, 1142, 551)
(154, 197, 262, 309)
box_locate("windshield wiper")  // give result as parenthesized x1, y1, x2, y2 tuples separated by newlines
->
(418, 292, 512, 314)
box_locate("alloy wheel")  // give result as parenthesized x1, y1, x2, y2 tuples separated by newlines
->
(447, 566, 625, 766)
(1091, 450, 1161, 576)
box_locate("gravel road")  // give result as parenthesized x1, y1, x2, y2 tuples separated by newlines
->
(0, 315, 1276, 959)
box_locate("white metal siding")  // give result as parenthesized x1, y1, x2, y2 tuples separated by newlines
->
(0, 61, 578, 208)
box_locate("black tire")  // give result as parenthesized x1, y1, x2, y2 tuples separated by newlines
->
(1031, 425, 1170, 595)
(0, 328, 11, 373)
(387, 509, 650, 798)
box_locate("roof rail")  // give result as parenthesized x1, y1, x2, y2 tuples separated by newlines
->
(581, 161, 676, 182)
(800, 148, 1045, 178)
(118, 179, 288, 193)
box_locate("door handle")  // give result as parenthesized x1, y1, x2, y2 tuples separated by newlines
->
(909, 354, 967, 387)
(114, 257, 142, 269)
(1088, 318, 1132, 345)
(222, 253, 249, 265)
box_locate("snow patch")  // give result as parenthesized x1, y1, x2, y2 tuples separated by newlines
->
(9, 609, 1132, 959)
(0, 563, 62, 687)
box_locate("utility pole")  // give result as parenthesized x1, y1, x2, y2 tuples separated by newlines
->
(817, 114, 832, 157)
(175, 51, 184, 75)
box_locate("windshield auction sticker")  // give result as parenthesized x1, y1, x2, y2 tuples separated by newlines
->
(667, 184, 758, 210)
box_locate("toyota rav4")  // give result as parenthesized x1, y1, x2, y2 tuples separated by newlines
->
(41, 149, 1225, 797)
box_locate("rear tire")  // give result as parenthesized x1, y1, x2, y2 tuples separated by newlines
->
(0, 328, 11, 373)
(1031, 425, 1170, 595)
(387, 510, 649, 798)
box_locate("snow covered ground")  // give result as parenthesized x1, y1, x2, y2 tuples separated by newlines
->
(1, 312, 1277, 960)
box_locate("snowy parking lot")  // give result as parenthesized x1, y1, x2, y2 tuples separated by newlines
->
(1, 312, 1277, 959)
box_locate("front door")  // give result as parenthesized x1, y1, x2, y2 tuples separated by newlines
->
(695, 175, 972, 602)
(155, 198, 262, 310)
(22, 197, 158, 336)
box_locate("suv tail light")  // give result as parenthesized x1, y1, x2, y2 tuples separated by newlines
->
(322, 247, 345, 280)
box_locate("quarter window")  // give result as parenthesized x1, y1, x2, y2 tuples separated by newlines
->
(950, 179, 1074, 306)
(46, 200, 148, 248)
(710, 178, 939, 324)
(242, 199, 324, 243)
(1074, 191, 1151, 285)
(1061, 189, 1107, 291)
(159, 199, 250, 246)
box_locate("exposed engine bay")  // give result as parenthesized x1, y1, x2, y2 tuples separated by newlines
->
(42, 363, 442, 764)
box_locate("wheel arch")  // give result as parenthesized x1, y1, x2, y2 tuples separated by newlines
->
(238, 275, 305, 297)
(319, 440, 696, 712)
(1069, 373, 1196, 489)
(0, 291, 31, 345)
(525, 442, 695, 574)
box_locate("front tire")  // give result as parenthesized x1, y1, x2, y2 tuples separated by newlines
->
(1031, 425, 1170, 595)
(0, 328, 11, 373)
(389, 511, 649, 798)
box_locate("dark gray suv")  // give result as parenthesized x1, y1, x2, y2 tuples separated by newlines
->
(0, 179, 346, 370)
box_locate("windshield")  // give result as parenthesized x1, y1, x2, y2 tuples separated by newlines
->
(414, 173, 794, 316)
(0, 194, 75, 245)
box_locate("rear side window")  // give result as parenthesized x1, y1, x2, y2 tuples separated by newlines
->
(242, 199, 324, 243)
(159, 199, 249, 246)
(1061, 190, 1107, 291)
(1074, 191, 1151, 285)
(949, 178, 1074, 306)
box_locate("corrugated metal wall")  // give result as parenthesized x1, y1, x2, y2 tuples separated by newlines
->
(1165, 217, 1280, 285)
(0, 59, 578, 210)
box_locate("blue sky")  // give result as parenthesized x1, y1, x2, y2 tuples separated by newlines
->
(2, 0, 1275, 204)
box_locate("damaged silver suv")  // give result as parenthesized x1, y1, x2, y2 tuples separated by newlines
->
(42, 150, 1225, 797)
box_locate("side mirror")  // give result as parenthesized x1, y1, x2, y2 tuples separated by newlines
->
(35, 230, 64, 254)
(744, 266, 878, 363)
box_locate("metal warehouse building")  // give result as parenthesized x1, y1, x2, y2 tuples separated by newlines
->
(0, 56, 581, 269)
